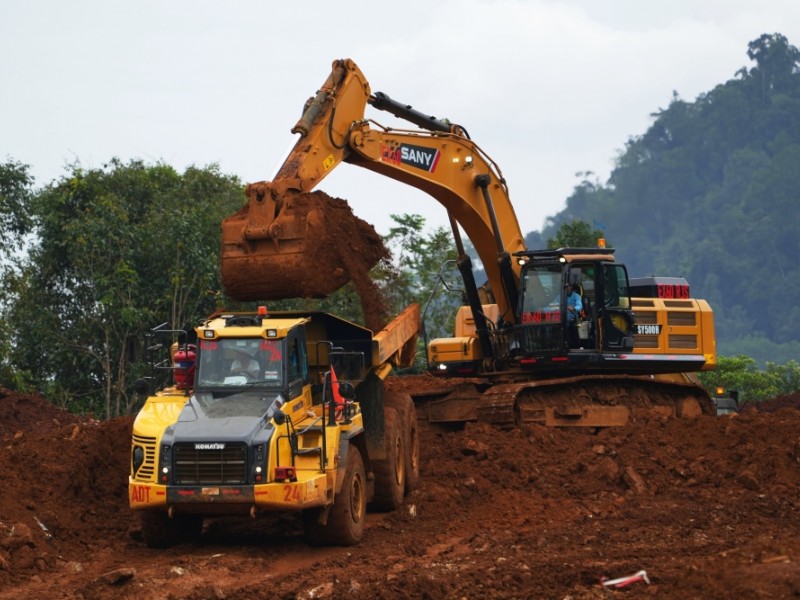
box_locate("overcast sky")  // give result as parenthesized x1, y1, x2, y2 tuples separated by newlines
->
(3, 1, 800, 236)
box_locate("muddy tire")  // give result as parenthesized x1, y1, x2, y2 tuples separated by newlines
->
(303, 446, 366, 546)
(369, 407, 405, 511)
(385, 392, 420, 494)
(141, 512, 203, 548)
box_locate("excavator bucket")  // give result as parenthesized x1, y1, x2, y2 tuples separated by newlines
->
(221, 184, 388, 301)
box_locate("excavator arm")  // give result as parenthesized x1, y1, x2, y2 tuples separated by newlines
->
(221, 58, 526, 325)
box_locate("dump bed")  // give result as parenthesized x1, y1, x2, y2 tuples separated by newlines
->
(268, 304, 420, 374)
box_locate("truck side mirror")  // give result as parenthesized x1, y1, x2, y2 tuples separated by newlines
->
(133, 378, 150, 395)
(338, 381, 356, 400)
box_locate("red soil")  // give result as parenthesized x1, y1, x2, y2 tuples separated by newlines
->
(2, 385, 799, 599)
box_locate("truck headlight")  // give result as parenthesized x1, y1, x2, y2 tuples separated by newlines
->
(132, 446, 145, 475)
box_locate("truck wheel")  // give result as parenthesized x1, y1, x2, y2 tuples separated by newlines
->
(369, 407, 405, 511)
(385, 392, 420, 494)
(303, 446, 366, 546)
(141, 512, 203, 548)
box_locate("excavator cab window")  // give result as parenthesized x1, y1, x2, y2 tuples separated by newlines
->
(599, 264, 635, 350)
(520, 265, 561, 320)
(516, 264, 566, 353)
(602, 265, 630, 309)
(559, 265, 599, 349)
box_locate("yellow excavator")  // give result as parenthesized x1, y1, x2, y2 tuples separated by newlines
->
(221, 58, 717, 428)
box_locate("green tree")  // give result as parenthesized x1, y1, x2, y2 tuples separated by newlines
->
(383, 214, 459, 341)
(746, 33, 800, 97)
(697, 355, 800, 403)
(0, 159, 33, 256)
(0, 159, 35, 389)
(9, 159, 245, 417)
(546, 219, 607, 249)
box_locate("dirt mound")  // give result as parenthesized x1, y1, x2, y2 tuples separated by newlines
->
(0, 388, 79, 436)
(221, 188, 390, 330)
(0, 408, 134, 595)
(757, 389, 800, 412)
(2, 386, 799, 599)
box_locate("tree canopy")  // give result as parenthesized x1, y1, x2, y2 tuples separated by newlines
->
(0, 159, 33, 257)
(5, 159, 245, 416)
(546, 219, 607, 249)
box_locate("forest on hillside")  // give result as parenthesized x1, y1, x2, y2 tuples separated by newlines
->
(528, 33, 800, 364)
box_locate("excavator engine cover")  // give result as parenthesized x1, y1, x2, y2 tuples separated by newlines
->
(221, 185, 388, 301)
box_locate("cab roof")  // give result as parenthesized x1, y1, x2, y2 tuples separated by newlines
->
(515, 247, 617, 263)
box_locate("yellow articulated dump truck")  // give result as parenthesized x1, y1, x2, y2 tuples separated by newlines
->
(129, 304, 420, 548)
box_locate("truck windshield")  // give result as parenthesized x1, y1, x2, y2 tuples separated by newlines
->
(195, 338, 284, 388)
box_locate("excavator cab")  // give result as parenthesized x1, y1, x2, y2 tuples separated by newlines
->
(513, 248, 635, 362)
(428, 248, 638, 377)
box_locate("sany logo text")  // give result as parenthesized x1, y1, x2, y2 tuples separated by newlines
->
(380, 144, 441, 172)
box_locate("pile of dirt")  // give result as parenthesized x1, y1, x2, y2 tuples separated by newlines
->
(0, 388, 79, 436)
(756, 389, 800, 412)
(0, 388, 135, 595)
(221, 189, 390, 330)
(1, 385, 799, 599)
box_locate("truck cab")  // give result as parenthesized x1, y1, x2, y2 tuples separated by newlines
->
(194, 310, 311, 400)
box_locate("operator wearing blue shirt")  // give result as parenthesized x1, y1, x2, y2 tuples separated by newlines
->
(566, 284, 582, 323)
(566, 283, 583, 347)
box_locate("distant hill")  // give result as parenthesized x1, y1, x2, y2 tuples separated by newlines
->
(530, 33, 800, 363)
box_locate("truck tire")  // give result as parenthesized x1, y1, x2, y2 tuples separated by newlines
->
(141, 512, 203, 548)
(385, 392, 420, 494)
(369, 407, 405, 511)
(303, 446, 366, 546)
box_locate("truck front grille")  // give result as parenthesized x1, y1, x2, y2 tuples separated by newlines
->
(173, 443, 247, 484)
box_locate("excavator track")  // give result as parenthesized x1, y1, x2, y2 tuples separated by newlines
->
(415, 373, 714, 429)
(484, 373, 713, 428)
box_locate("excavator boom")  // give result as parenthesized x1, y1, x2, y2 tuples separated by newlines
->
(221, 58, 525, 324)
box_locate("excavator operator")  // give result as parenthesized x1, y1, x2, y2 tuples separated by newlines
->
(566, 284, 583, 348)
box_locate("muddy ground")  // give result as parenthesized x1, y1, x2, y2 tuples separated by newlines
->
(1, 382, 799, 600)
